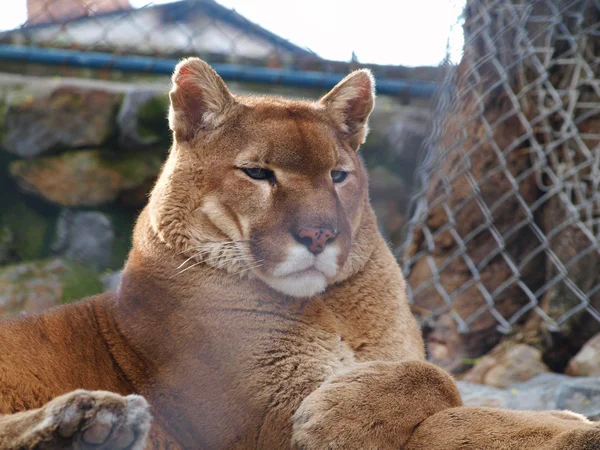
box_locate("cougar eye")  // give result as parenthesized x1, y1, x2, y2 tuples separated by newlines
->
(242, 167, 275, 181)
(331, 170, 348, 183)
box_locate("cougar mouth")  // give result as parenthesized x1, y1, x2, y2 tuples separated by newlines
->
(255, 245, 340, 298)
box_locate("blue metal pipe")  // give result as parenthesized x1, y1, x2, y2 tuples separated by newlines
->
(0, 45, 438, 98)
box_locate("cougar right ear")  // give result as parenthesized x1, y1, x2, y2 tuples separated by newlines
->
(319, 69, 375, 151)
(168, 57, 235, 142)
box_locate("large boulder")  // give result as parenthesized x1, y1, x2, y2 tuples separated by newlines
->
(9, 149, 163, 207)
(461, 343, 551, 388)
(1, 82, 122, 157)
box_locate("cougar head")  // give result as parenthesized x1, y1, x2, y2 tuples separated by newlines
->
(148, 57, 376, 298)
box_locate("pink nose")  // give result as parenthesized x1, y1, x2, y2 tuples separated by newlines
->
(295, 227, 338, 254)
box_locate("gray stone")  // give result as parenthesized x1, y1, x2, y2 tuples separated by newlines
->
(1, 84, 122, 157)
(457, 381, 512, 408)
(52, 210, 115, 271)
(504, 373, 569, 411)
(102, 270, 122, 292)
(459, 373, 600, 419)
(556, 378, 600, 420)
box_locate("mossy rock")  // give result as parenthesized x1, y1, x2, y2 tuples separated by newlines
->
(137, 93, 170, 142)
(9, 149, 163, 207)
(1, 82, 123, 157)
(0, 259, 103, 315)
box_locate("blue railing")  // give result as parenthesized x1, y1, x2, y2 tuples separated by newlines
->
(0, 45, 438, 98)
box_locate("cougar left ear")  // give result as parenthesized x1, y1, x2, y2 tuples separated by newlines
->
(169, 57, 235, 142)
(319, 69, 375, 150)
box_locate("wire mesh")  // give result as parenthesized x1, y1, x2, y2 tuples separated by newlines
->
(1, 0, 316, 68)
(0, 0, 446, 94)
(401, 0, 600, 371)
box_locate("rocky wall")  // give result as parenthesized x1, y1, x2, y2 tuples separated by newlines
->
(0, 72, 431, 316)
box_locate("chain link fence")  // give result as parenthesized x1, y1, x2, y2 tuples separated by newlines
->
(0, 0, 445, 87)
(401, 0, 600, 372)
(2, 0, 315, 67)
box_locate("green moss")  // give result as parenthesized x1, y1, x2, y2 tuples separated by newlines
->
(460, 357, 483, 367)
(137, 94, 170, 142)
(0, 202, 54, 261)
(105, 93, 124, 145)
(106, 149, 163, 185)
(60, 261, 104, 304)
(104, 207, 137, 270)
(0, 92, 10, 145)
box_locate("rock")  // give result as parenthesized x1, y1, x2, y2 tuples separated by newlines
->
(504, 373, 569, 411)
(102, 270, 122, 292)
(459, 373, 600, 418)
(556, 378, 600, 420)
(461, 343, 551, 388)
(457, 381, 511, 408)
(52, 210, 115, 271)
(9, 149, 163, 207)
(382, 106, 430, 166)
(1, 85, 122, 157)
(362, 102, 431, 177)
(0, 259, 103, 315)
(566, 333, 600, 377)
(117, 90, 169, 148)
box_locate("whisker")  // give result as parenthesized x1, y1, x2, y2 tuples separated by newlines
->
(174, 241, 249, 269)
(170, 260, 205, 278)
(175, 253, 202, 270)
(231, 261, 264, 277)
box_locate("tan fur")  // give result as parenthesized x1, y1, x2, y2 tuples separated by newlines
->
(0, 58, 598, 449)
(406, 407, 600, 450)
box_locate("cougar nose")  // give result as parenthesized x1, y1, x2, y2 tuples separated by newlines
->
(295, 227, 338, 254)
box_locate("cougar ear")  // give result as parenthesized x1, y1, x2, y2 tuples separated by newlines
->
(319, 69, 375, 150)
(168, 57, 235, 142)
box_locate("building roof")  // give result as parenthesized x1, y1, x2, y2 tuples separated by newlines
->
(5, 0, 316, 57)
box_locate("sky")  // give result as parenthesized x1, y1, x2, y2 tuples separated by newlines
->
(0, 0, 466, 66)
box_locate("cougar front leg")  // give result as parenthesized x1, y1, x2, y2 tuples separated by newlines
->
(291, 360, 462, 450)
(0, 390, 151, 450)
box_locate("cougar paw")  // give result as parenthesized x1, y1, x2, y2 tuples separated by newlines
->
(42, 389, 151, 450)
(291, 361, 461, 450)
(291, 376, 384, 450)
